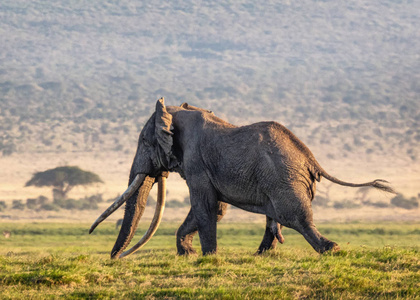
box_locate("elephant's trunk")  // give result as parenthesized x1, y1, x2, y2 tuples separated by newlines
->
(110, 175, 155, 259)
(117, 175, 167, 258)
(110, 172, 168, 259)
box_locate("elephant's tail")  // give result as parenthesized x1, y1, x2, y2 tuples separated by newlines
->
(315, 165, 397, 194)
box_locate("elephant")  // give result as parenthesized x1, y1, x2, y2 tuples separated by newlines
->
(90, 98, 395, 259)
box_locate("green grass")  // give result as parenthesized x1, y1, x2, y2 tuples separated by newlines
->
(0, 222, 419, 299)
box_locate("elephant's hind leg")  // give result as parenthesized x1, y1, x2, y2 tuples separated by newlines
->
(176, 202, 227, 255)
(256, 216, 284, 254)
(298, 223, 339, 254)
(272, 190, 338, 254)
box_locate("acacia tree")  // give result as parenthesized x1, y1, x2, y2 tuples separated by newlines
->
(25, 166, 103, 200)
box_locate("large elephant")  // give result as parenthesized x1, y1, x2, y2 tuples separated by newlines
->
(90, 98, 395, 259)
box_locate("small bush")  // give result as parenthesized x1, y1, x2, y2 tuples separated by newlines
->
(12, 200, 25, 210)
(86, 194, 103, 203)
(38, 195, 49, 205)
(107, 195, 119, 203)
(333, 200, 360, 209)
(26, 195, 50, 210)
(62, 199, 79, 210)
(146, 195, 157, 207)
(40, 203, 60, 211)
(53, 198, 66, 207)
(53, 195, 101, 210)
(79, 199, 98, 210)
(371, 201, 389, 208)
(26, 198, 38, 209)
(363, 201, 390, 208)
(166, 199, 187, 208)
(391, 194, 419, 210)
(0, 201, 7, 212)
(51, 194, 102, 210)
(313, 196, 330, 207)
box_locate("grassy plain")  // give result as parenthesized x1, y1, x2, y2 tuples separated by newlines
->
(0, 222, 419, 299)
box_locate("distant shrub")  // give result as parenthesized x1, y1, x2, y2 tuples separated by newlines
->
(85, 194, 103, 204)
(26, 198, 38, 209)
(0, 141, 17, 156)
(107, 195, 119, 202)
(343, 143, 352, 152)
(365, 201, 389, 208)
(53, 197, 66, 208)
(40, 203, 60, 211)
(12, 200, 25, 210)
(0, 201, 7, 212)
(391, 194, 419, 210)
(313, 196, 330, 207)
(61, 199, 79, 210)
(146, 195, 157, 207)
(366, 148, 374, 155)
(333, 200, 360, 210)
(166, 199, 187, 208)
(26, 196, 49, 210)
(53, 194, 102, 210)
(100, 123, 109, 134)
(79, 200, 98, 210)
(37, 195, 49, 205)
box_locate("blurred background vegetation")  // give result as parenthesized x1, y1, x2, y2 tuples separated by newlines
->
(0, 0, 418, 164)
(0, 0, 418, 222)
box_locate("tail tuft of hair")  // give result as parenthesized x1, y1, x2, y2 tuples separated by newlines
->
(372, 179, 397, 194)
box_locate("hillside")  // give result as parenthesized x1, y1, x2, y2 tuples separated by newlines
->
(0, 0, 419, 202)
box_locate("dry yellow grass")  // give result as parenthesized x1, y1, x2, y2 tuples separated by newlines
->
(1, 151, 419, 224)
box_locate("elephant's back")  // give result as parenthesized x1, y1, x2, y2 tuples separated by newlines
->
(245, 121, 318, 164)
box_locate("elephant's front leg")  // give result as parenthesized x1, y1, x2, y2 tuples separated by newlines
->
(189, 186, 219, 255)
(176, 202, 227, 255)
(176, 209, 198, 255)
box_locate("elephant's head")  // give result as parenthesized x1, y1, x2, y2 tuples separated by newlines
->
(89, 98, 178, 259)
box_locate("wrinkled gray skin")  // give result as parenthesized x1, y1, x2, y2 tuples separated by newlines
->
(112, 99, 395, 257)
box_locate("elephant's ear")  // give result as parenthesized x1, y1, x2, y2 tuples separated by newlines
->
(180, 102, 189, 109)
(155, 98, 174, 160)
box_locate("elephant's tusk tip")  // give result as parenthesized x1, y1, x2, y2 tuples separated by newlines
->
(89, 224, 98, 234)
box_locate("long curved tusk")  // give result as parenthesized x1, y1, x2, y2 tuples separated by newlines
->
(118, 175, 167, 258)
(89, 173, 145, 234)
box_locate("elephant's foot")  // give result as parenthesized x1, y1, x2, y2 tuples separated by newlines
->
(177, 234, 197, 255)
(256, 229, 280, 255)
(202, 247, 217, 256)
(256, 239, 278, 255)
(177, 247, 197, 256)
(319, 241, 340, 254)
(299, 223, 340, 254)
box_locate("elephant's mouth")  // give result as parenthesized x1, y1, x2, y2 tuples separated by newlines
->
(89, 172, 168, 259)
